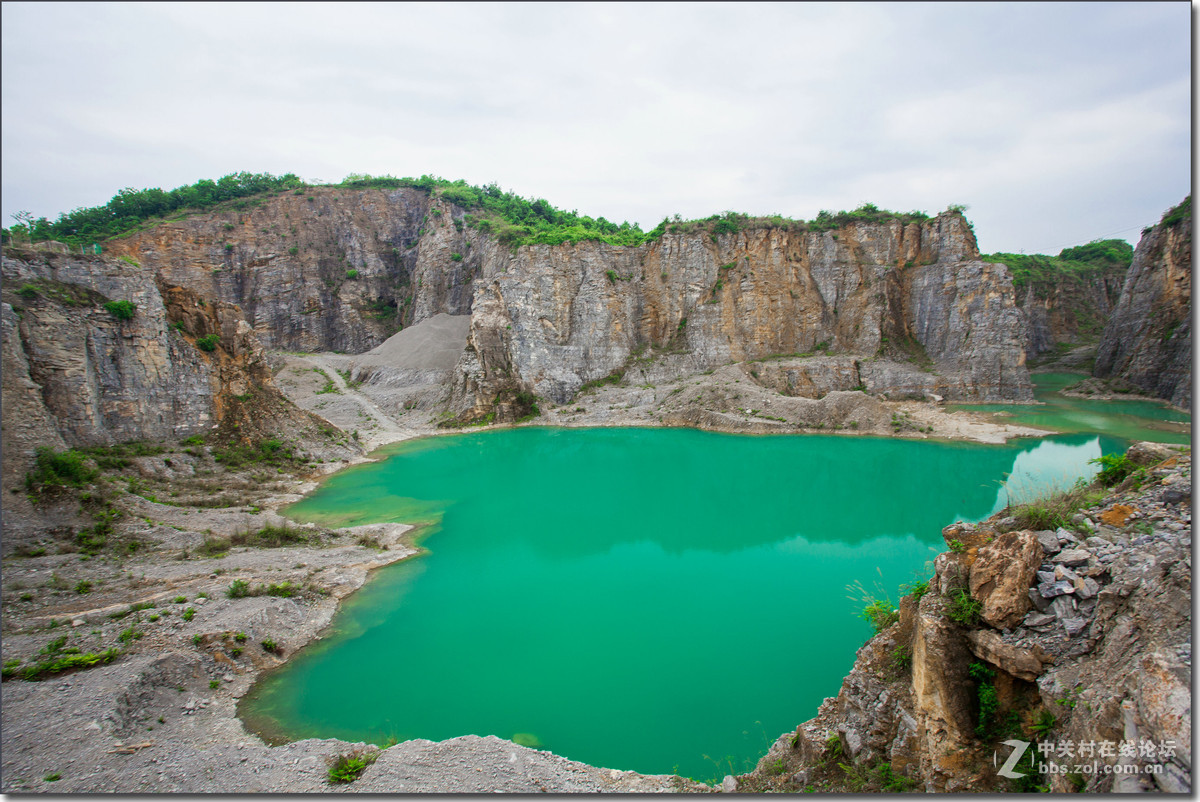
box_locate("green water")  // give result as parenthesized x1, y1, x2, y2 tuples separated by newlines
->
(239, 427, 1128, 779)
(949, 372, 1190, 445)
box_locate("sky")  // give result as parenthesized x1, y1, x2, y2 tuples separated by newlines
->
(0, 2, 1191, 254)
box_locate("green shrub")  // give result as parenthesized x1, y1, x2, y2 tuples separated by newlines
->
(449, 252, 463, 262)
(182, 608, 195, 621)
(17, 283, 39, 299)
(74, 580, 92, 594)
(118, 626, 143, 644)
(947, 539, 966, 554)
(345, 269, 359, 279)
(25, 448, 98, 494)
(226, 579, 251, 598)
(946, 588, 982, 626)
(103, 300, 136, 320)
(902, 578, 930, 601)
(860, 598, 899, 633)
(1089, 453, 1135, 487)
(327, 750, 378, 784)
(968, 661, 998, 736)
(1161, 195, 1191, 228)
(261, 638, 279, 653)
(195, 334, 220, 352)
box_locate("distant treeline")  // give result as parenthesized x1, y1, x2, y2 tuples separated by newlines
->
(8, 172, 304, 246)
(5, 170, 953, 250)
(984, 239, 1134, 295)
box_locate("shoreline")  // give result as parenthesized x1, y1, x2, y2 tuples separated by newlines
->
(1, 375, 1185, 791)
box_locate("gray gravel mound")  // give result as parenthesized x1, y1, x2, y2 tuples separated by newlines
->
(356, 313, 470, 371)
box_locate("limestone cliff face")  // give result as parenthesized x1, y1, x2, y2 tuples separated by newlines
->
(1093, 201, 1192, 408)
(451, 213, 1032, 420)
(0, 249, 348, 487)
(1, 251, 214, 477)
(1017, 271, 1124, 358)
(67, 192, 1033, 427)
(106, 187, 482, 353)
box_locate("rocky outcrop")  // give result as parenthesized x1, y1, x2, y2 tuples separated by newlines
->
(0, 249, 356, 487)
(742, 444, 1191, 793)
(106, 187, 481, 353)
(1, 251, 215, 477)
(1017, 272, 1124, 359)
(1093, 198, 1191, 408)
(451, 213, 1033, 421)
(94, 191, 1035, 422)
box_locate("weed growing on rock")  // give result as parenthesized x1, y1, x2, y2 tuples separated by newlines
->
(1008, 485, 1102, 532)
(3, 647, 120, 681)
(327, 749, 379, 784)
(946, 588, 982, 626)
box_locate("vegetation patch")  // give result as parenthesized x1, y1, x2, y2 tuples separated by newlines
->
(326, 748, 379, 784)
(5, 172, 303, 246)
(2, 646, 120, 681)
(25, 447, 98, 495)
(945, 588, 982, 626)
(1008, 485, 1103, 532)
(984, 239, 1132, 297)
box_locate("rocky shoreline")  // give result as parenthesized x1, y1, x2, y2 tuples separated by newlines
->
(0, 379, 1058, 794)
(735, 442, 1192, 793)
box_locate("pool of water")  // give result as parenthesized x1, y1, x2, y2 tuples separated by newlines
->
(239, 427, 1127, 779)
(949, 372, 1190, 444)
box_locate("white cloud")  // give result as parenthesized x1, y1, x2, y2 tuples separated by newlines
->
(2, 2, 1191, 253)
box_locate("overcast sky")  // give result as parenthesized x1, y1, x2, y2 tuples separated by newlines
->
(1, 2, 1191, 254)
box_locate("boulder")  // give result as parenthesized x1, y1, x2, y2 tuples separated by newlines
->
(934, 552, 969, 595)
(965, 629, 1051, 681)
(1035, 530, 1061, 555)
(941, 522, 995, 556)
(1052, 549, 1091, 568)
(1126, 441, 1177, 466)
(969, 530, 1043, 629)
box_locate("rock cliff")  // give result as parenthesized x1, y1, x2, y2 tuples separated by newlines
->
(1017, 272, 1124, 359)
(450, 213, 1033, 421)
(4, 189, 1039, 485)
(0, 247, 356, 490)
(98, 191, 1035, 421)
(105, 188, 480, 353)
(1093, 198, 1192, 408)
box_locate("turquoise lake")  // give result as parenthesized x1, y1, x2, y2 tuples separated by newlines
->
(237, 425, 1145, 780)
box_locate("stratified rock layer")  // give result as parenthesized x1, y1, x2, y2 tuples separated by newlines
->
(1093, 199, 1192, 407)
(451, 213, 1033, 420)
